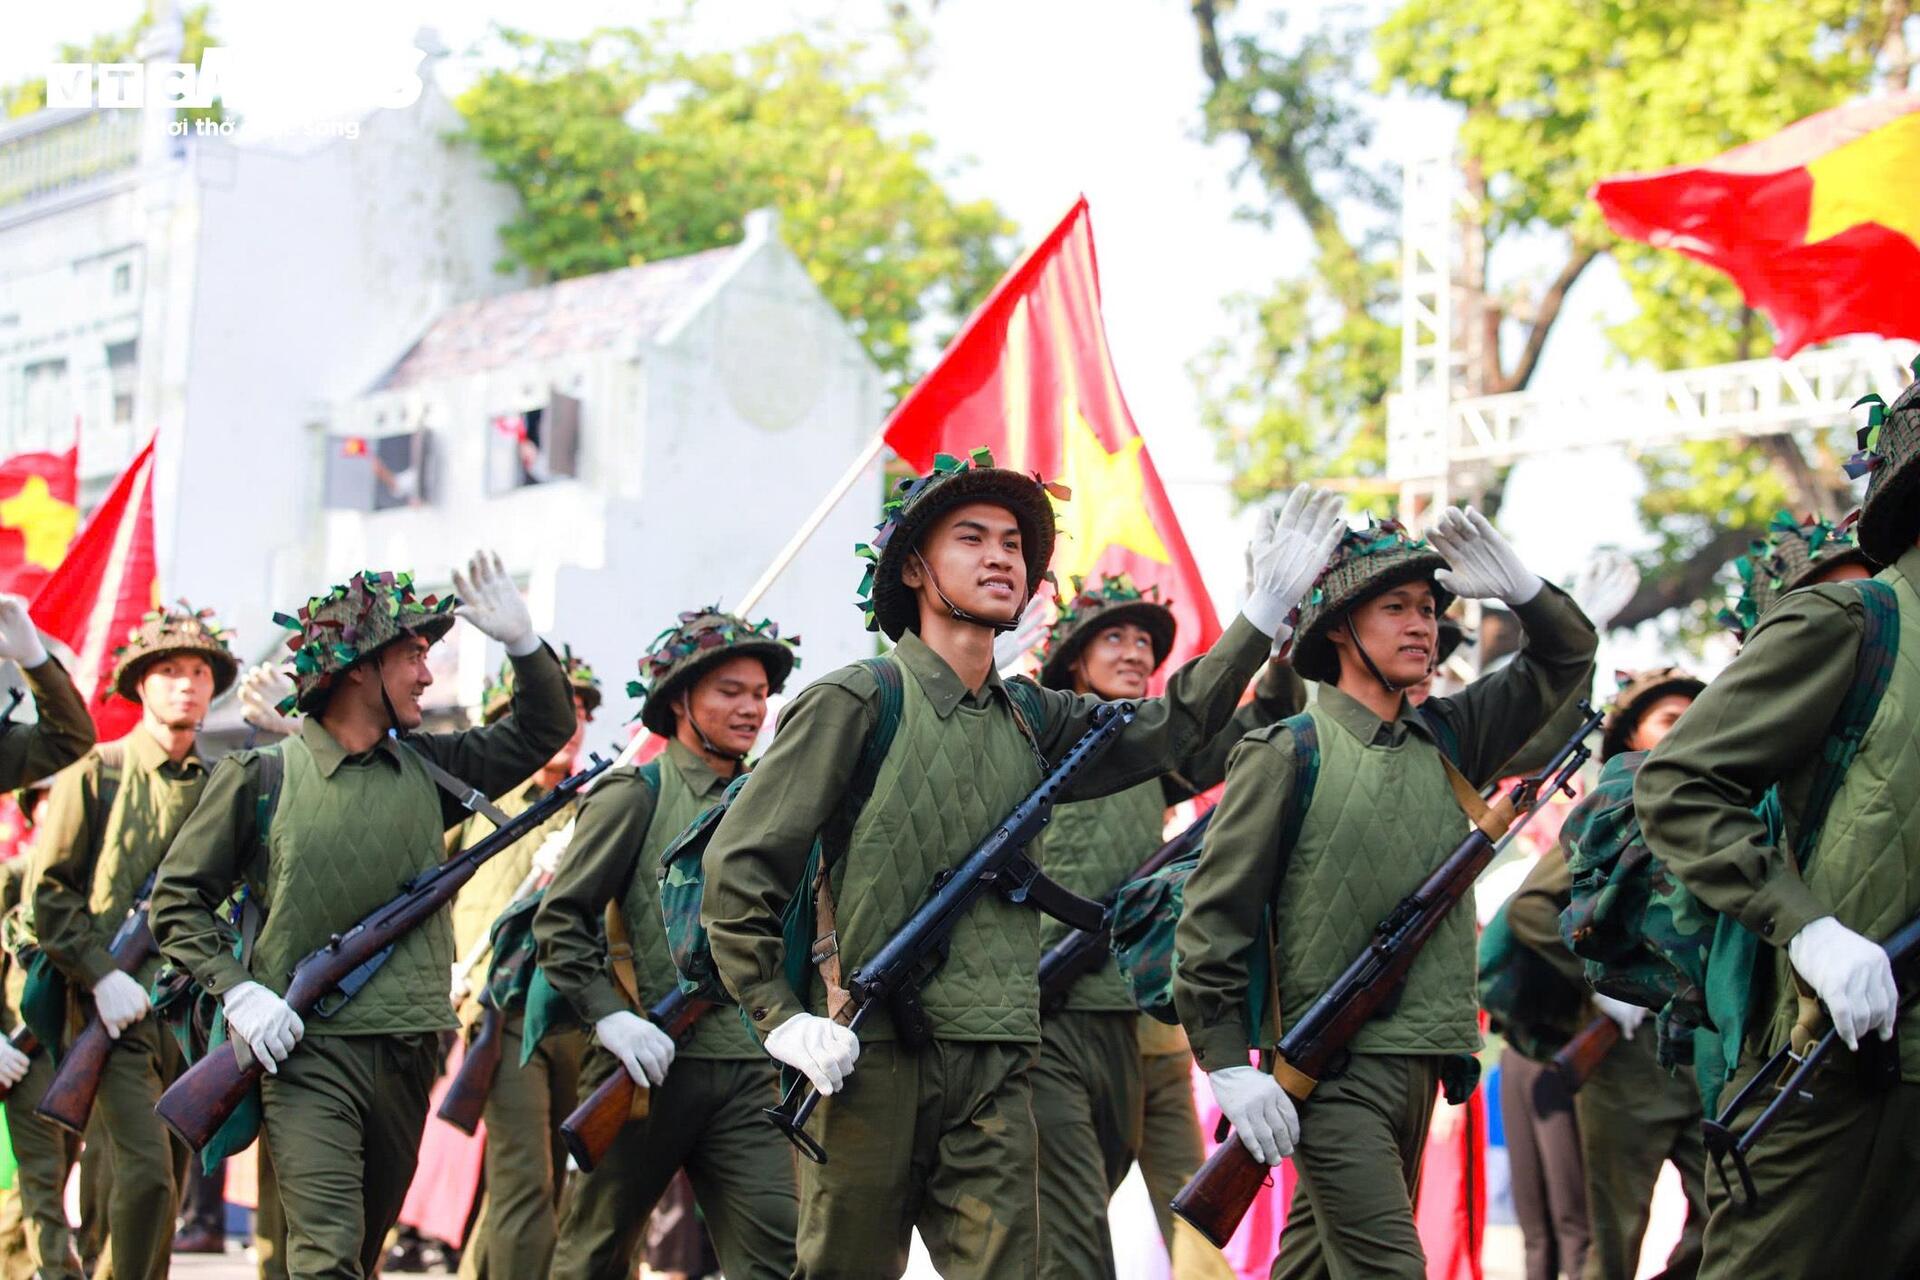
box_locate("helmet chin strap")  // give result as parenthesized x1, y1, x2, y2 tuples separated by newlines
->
(1346, 615, 1412, 696)
(913, 551, 1023, 634)
(681, 693, 748, 765)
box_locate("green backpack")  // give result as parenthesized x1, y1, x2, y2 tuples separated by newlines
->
(1477, 894, 1588, 1063)
(1561, 577, 1898, 1110)
(1110, 712, 1321, 1042)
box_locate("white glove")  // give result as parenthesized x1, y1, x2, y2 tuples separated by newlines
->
(1207, 1064, 1300, 1166)
(1427, 507, 1543, 606)
(0, 594, 49, 668)
(530, 827, 572, 878)
(1569, 550, 1641, 633)
(1592, 992, 1647, 1041)
(223, 980, 305, 1073)
(993, 597, 1051, 676)
(764, 1012, 860, 1095)
(90, 971, 150, 1040)
(0, 1038, 29, 1088)
(453, 550, 538, 656)
(1242, 486, 1347, 637)
(238, 663, 301, 737)
(449, 963, 471, 1006)
(595, 1010, 676, 1087)
(1788, 916, 1898, 1050)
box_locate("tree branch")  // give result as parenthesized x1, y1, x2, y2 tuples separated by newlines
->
(1611, 526, 1754, 631)
(1488, 245, 1599, 394)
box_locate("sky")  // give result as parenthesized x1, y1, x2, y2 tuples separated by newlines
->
(3, 0, 1656, 623)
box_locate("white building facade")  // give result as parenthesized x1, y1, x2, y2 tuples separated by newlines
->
(0, 22, 886, 748)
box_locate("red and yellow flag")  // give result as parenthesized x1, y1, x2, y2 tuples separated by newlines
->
(0, 447, 79, 599)
(882, 198, 1221, 683)
(29, 438, 158, 741)
(1593, 93, 1920, 356)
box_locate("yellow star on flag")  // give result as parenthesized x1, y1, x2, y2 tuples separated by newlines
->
(1051, 395, 1171, 583)
(0, 475, 80, 569)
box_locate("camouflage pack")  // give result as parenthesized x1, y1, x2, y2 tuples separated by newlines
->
(1110, 713, 1320, 1040)
(1477, 899, 1588, 1063)
(1562, 577, 1899, 1103)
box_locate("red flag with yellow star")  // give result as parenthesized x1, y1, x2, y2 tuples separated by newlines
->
(1593, 93, 1920, 356)
(29, 438, 158, 741)
(0, 447, 80, 599)
(882, 198, 1221, 682)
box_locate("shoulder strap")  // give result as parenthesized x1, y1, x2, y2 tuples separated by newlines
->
(83, 742, 127, 865)
(1794, 577, 1900, 865)
(818, 657, 904, 865)
(1413, 705, 1465, 771)
(635, 759, 662, 794)
(254, 745, 285, 842)
(1248, 712, 1321, 1049)
(1003, 678, 1052, 773)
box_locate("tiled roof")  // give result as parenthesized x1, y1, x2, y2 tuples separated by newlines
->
(373, 246, 735, 390)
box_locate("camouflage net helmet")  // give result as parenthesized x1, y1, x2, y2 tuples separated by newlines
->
(1291, 518, 1453, 684)
(856, 448, 1068, 641)
(1037, 572, 1176, 690)
(629, 606, 799, 739)
(1600, 666, 1706, 762)
(1846, 364, 1920, 565)
(273, 570, 458, 713)
(110, 602, 239, 703)
(1719, 509, 1874, 641)
(482, 644, 602, 725)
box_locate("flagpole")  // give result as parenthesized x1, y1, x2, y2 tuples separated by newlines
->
(730, 429, 888, 616)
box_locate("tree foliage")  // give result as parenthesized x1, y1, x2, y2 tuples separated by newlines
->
(455, 22, 1013, 388)
(1192, 0, 1910, 623)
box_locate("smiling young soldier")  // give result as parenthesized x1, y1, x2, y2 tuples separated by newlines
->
(1174, 509, 1598, 1280)
(1505, 667, 1710, 1280)
(1636, 403, 1920, 1277)
(150, 555, 576, 1280)
(700, 450, 1344, 1280)
(1031, 572, 1305, 1280)
(535, 608, 801, 1280)
(22, 605, 236, 1280)
(450, 649, 600, 1280)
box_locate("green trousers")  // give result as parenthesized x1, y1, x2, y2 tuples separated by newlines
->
(1697, 1057, 1920, 1280)
(93, 1016, 190, 1280)
(456, 1019, 583, 1280)
(1575, 1032, 1704, 1280)
(1034, 1011, 1142, 1279)
(550, 1048, 794, 1280)
(1272, 1052, 1441, 1280)
(259, 1031, 440, 1280)
(1139, 1037, 1236, 1280)
(256, 1139, 288, 1280)
(796, 1038, 1037, 1280)
(1, 1049, 81, 1280)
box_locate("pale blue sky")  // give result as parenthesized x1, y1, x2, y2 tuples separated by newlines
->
(5, 0, 1653, 613)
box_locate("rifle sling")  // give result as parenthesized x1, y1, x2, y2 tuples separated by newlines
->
(602, 903, 651, 1120)
(810, 867, 855, 1027)
(393, 735, 511, 828)
(1439, 754, 1516, 840)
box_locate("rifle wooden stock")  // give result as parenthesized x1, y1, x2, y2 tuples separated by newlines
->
(154, 754, 609, 1151)
(560, 987, 714, 1172)
(0, 1025, 40, 1102)
(1170, 705, 1601, 1248)
(435, 1002, 505, 1136)
(1547, 1015, 1621, 1096)
(36, 910, 158, 1134)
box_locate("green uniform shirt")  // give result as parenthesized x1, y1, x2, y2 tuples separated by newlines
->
(31, 730, 208, 988)
(150, 644, 576, 1009)
(535, 740, 758, 1058)
(0, 658, 96, 792)
(702, 613, 1273, 1042)
(449, 780, 566, 963)
(1039, 659, 1307, 1013)
(1638, 545, 1920, 1076)
(1175, 584, 1597, 1070)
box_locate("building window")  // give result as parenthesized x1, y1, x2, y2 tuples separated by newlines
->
(107, 340, 136, 427)
(485, 391, 581, 495)
(20, 359, 71, 451)
(111, 262, 132, 295)
(324, 430, 433, 510)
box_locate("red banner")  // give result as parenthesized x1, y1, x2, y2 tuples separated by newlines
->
(29, 438, 158, 741)
(881, 198, 1221, 683)
(0, 447, 79, 599)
